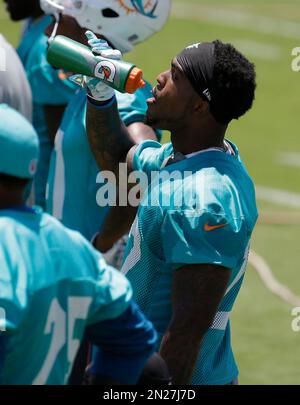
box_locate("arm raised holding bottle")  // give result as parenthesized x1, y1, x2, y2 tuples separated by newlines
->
(84, 31, 151, 176)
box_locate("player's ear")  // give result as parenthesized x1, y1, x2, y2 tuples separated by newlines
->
(193, 95, 209, 116)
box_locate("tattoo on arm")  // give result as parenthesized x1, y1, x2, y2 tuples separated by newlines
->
(86, 99, 158, 175)
(86, 98, 135, 175)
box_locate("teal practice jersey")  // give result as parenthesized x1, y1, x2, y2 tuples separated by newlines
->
(46, 85, 160, 241)
(121, 140, 258, 385)
(0, 207, 132, 384)
(18, 16, 76, 208)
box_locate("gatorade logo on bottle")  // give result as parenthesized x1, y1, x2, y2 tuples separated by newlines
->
(94, 60, 117, 83)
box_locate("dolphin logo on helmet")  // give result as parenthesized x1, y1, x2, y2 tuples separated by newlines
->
(128, 0, 158, 19)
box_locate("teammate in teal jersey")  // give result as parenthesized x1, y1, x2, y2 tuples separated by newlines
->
(0, 104, 157, 385)
(40, 0, 171, 260)
(85, 40, 258, 384)
(4, 0, 76, 209)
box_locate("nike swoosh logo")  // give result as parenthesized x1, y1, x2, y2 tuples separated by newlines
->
(204, 223, 227, 232)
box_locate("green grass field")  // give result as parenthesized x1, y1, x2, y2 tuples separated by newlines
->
(1, 0, 300, 385)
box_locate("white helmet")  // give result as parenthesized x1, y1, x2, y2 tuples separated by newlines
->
(40, 0, 171, 53)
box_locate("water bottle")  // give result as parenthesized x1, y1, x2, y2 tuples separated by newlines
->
(47, 35, 145, 94)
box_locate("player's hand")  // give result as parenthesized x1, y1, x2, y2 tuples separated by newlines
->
(92, 233, 128, 270)
(86, 30, 122, 60)
(84, 30, 122, 101)
(101, 235, 128, 270)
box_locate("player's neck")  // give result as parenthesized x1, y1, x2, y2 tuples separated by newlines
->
(0, 190, 25, 210)
(171, 121, 227, 155)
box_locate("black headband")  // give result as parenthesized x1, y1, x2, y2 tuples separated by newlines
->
(176, 42, 215, 102)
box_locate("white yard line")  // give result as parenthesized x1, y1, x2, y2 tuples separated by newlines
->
(258, 211, 300, 225)
(232, 39, 281, 60)
(249, 250, 300, 307)
(172, 3, 300, 39)
(256, 186, 300, 209)
(277, 152, 300, 168)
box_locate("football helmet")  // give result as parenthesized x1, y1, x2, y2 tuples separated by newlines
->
(40, 0, 171, 53)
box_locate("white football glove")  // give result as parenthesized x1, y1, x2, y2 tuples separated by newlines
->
(91, 233, 128, 270)
(101, 235, 128, 270)
(69, 30, 122, 102)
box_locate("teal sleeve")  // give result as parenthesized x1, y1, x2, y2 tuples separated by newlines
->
(161, 208, 249, 270)
(116, 81, 162, 140)
(133, 140, 173, 176)
(0, 250, 26, 332)
(87, 251, 133, 325)
(0, 334, 5, 373)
